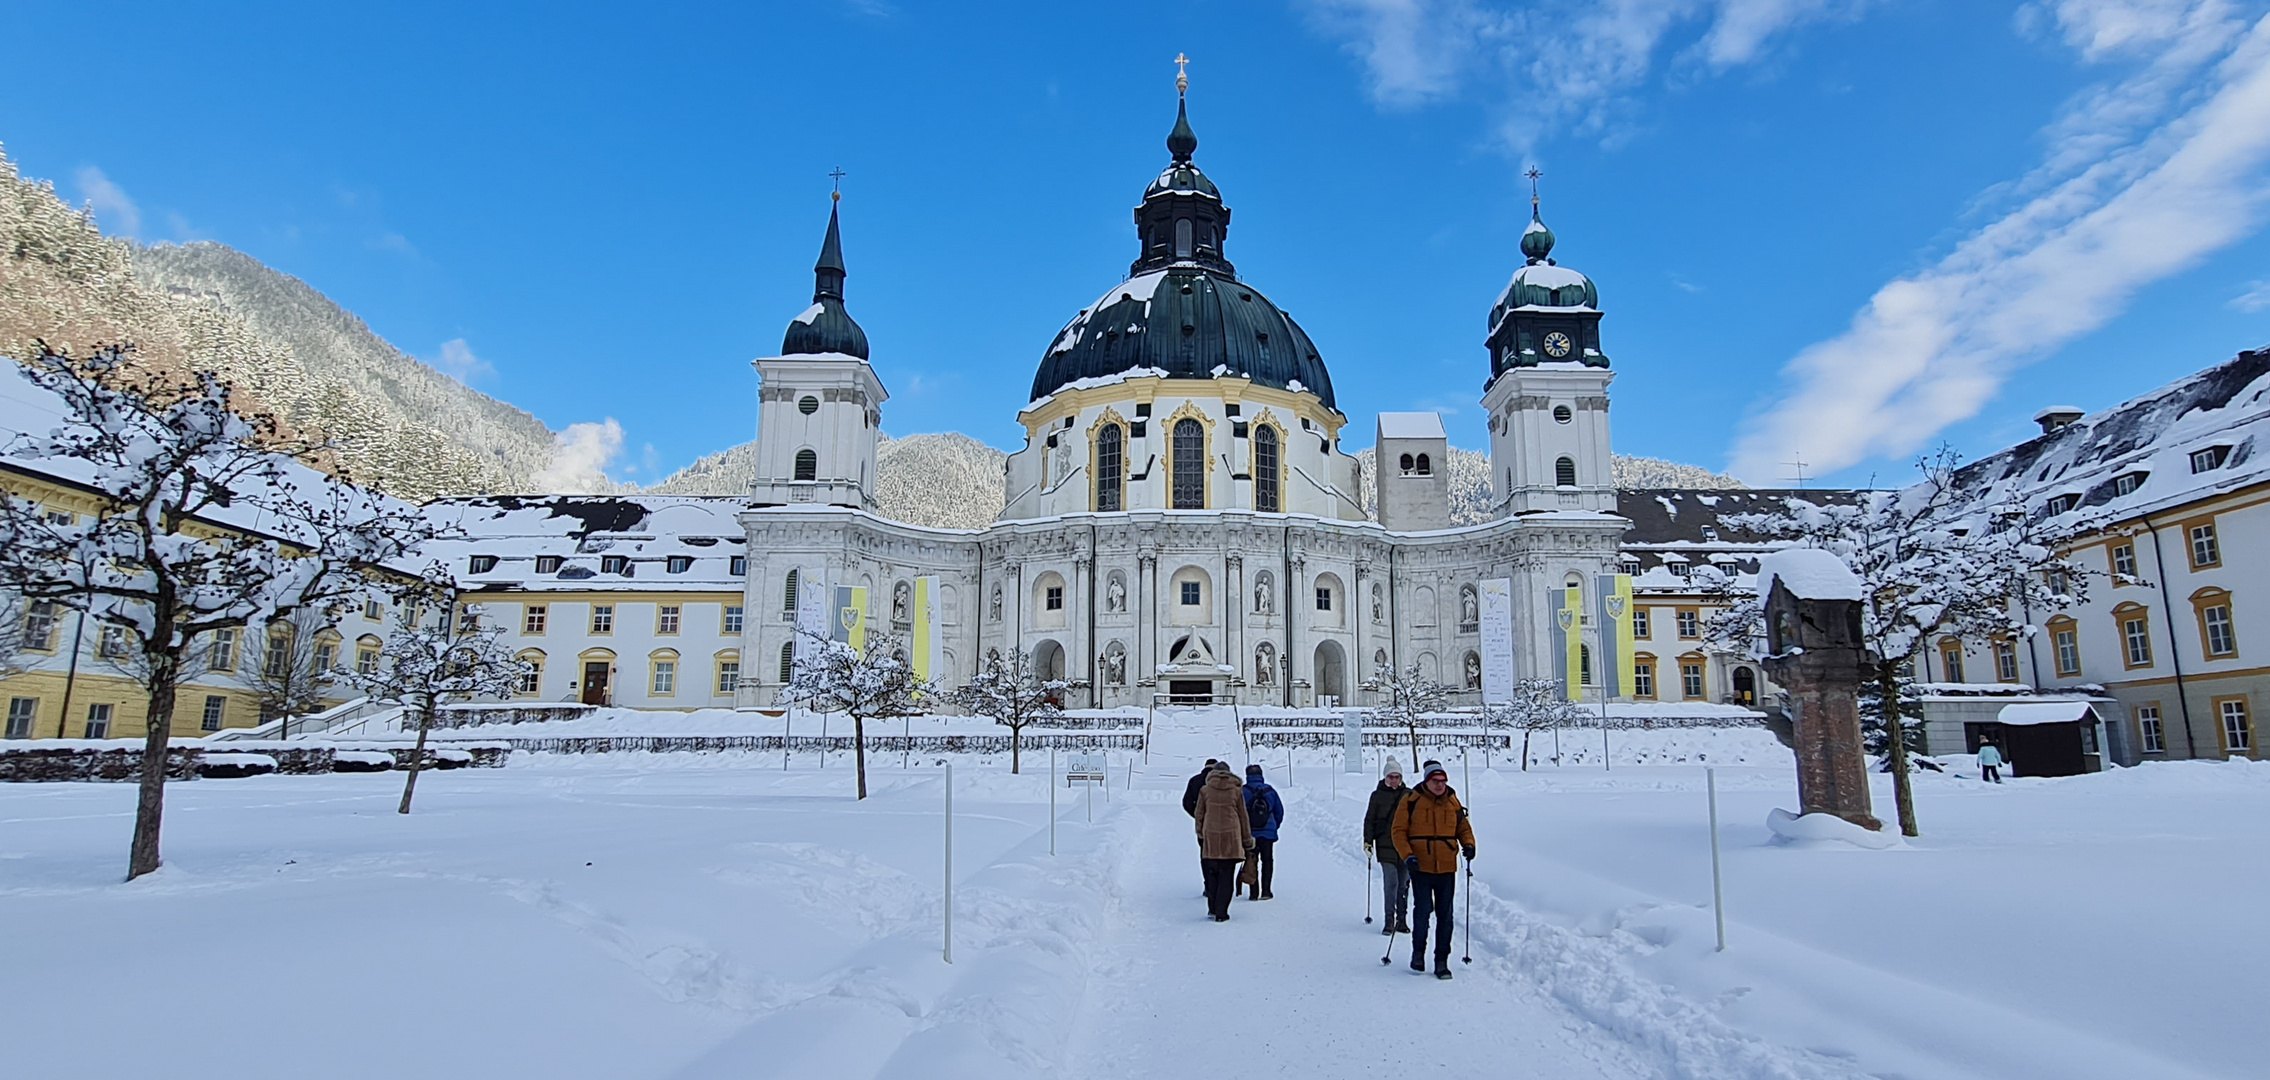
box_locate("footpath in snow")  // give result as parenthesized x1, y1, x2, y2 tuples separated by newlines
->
(2, 707, 2261, 1079)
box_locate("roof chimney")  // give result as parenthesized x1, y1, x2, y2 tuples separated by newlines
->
(2033, 405, 2084, 435)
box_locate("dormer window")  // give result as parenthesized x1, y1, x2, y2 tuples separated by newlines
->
(1700, 526, 1719, 542)
(535, 555, 563, 574)
(468, 555, 499, 574)
(2190, 446, 2230, 473)
(2044, 493, 2081, 515)
(601, 555, 629, 575)
(2112, 471, 2147, 496)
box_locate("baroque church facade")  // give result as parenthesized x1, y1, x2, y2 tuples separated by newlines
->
(737, 91, 1633, 709)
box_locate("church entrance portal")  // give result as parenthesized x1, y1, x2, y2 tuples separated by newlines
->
(1168, 679, 1214, 704)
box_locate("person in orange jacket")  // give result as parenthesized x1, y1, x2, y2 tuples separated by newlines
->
(1391, 760, 1475, 979)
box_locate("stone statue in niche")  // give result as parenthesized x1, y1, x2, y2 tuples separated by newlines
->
(1371, 583, 1385, 622)
(892, 581, 911, 624)
(1255, 643, 1277, 685)
(1461, 588, 1479, 628)
(1254, 573, 1274, 615)
(1106, 573, 1126, 612)
(1103, 644, 1126, 685)
(1465, 652, 1481, 688)
(989, 586, 1002, 622)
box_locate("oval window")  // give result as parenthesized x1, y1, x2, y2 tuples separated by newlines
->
(798, 396, 819, 415)
(1553, 405, 1573, 424)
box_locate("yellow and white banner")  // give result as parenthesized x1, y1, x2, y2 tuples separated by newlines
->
(1594, 573, 1636, 699)
(912, 576, 942, 682)
(832, 585, 867, 654)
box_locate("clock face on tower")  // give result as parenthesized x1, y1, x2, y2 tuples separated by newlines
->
(1542, 331, 1573, 359)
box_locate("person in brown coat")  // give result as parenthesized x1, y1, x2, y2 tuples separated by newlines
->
(1391, 760, 1476, 978)
(1192, 764, 1255, 921)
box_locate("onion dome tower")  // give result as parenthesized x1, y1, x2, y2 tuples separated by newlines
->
(780, 195, 871, 360)
(751, 187, 886, 511)
(1483, 179, 1607, 387)
(1482, 172, 1616, 516)
(1028, 74, 1335, 409)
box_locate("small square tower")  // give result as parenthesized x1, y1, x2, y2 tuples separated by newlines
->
(1375, 412, 1449, 531)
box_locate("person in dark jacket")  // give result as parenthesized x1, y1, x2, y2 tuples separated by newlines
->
(1183, 759, 1220, 817)
(1393, 760, 1476, 979)
(1192, 764, 1256, 921)
(1241, 764, 1286, 900)
(1362, 757, 1410, 934)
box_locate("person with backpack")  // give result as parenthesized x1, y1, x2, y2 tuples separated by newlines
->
(1362, 757, 1410, 935)
(1977, 740, 2005, 783)
(1242, 764, 1285, 901)
(1392, 760, 1475, 980)
(1192, 761, 1256, 921)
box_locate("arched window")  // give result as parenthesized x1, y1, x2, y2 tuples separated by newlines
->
(1172, 418, 1205, 509)
(1175, 218, 1193, 258)
(793, 449, 818, 482)
(1253, 425, 1280, 513)
(1415, 453, 1432, 476)
(1399, 452, 1415, 473)
(782, 569, 799, 616)
(1555, 456, 1577, 487)
(1095, 423, 1124, 511)
(778, 641, 795, 684)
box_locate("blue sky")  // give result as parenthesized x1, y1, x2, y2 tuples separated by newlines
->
(6, 1, 2268, 488)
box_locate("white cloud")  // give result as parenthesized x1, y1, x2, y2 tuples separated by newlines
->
(531, 419, 625, 494)
(1729, 2, 2270, 482)
(431, 338, 496, 386)
(73, 166, 141, 237)
(2234, 278, 2270, 309)
(1303, 0, 1865, 146)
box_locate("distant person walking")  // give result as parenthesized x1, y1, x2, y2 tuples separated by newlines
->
(1184, 759, 1221, 817)
(1393, 760, 1475, 979)
(1363, 757, 1411, 935)
(1978, 741, 2005, 783)
(1193, 763, 1256, 921)
(1242, 764, 1285, 900)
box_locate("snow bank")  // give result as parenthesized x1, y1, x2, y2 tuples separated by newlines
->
(1765, 807, 1902, 849)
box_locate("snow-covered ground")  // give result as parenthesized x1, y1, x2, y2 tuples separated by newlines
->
(2, 708, 2258, 1079)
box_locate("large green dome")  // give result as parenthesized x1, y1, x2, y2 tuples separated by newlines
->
(1029, 95, 1336, 409)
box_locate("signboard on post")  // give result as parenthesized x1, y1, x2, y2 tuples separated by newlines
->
(1343, 710, 1364, 770)
(793, 568, 828, 666)
(1478, 578, 1515, 704)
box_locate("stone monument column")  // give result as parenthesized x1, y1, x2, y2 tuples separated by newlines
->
(1758, 550, 1881, 832)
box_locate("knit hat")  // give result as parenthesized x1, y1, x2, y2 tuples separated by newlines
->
(1383, 756, 1403, 777)
(1422, 760, 1448, 781)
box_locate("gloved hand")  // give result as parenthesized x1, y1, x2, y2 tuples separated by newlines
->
(1363, 840, 1373, 855)
(1245, 841, 1257, 855)
(1403, 854, 1419, 874)
(1462, 845, 1476, 861)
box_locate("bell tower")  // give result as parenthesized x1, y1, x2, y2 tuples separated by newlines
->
(752, 190, 886, 511)
(1483, 175, 1615, 516)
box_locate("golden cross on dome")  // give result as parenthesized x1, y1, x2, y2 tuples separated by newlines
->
(1174, 52, 1190, 95)
(1525, 166, 1543, 210)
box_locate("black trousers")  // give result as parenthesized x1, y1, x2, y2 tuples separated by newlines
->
(1202, 857, 1240, 918)
(1982, 765, 2001, 783)
(1248, 838, 1275, 896)
(1411, 870, 1456, 960)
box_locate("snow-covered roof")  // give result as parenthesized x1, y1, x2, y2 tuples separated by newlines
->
(1946, 347, 2270, 532)
(1376, 412, 1446, 440)
(424, 495, 750, 593)
(1757, 547, 1863, 601)
(1997, 701, 2101, 726)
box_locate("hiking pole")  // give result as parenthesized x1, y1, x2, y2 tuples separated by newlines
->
(1365, 857, 1375, 924)
(1381, 917, 1398, 965)
(1461, 858, 1473, 964)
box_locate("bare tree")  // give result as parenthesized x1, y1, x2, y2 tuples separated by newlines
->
(1368, 660, 1452, 765)
(1487, 678, 1586, 771)
(0, 590, 29, 681)
(336, 594, 529, 814)
(242, 610, 340, 732)
(949, 647, 1067, 774)
(1708, 447, 2088, 837)
(782, 628, 930, 799)
(0, 347, 439, 878)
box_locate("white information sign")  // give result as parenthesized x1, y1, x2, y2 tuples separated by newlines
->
(1479, 578, 1516, 702)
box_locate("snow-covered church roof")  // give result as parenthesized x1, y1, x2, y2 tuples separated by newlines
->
(423, 495, 750, 593)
